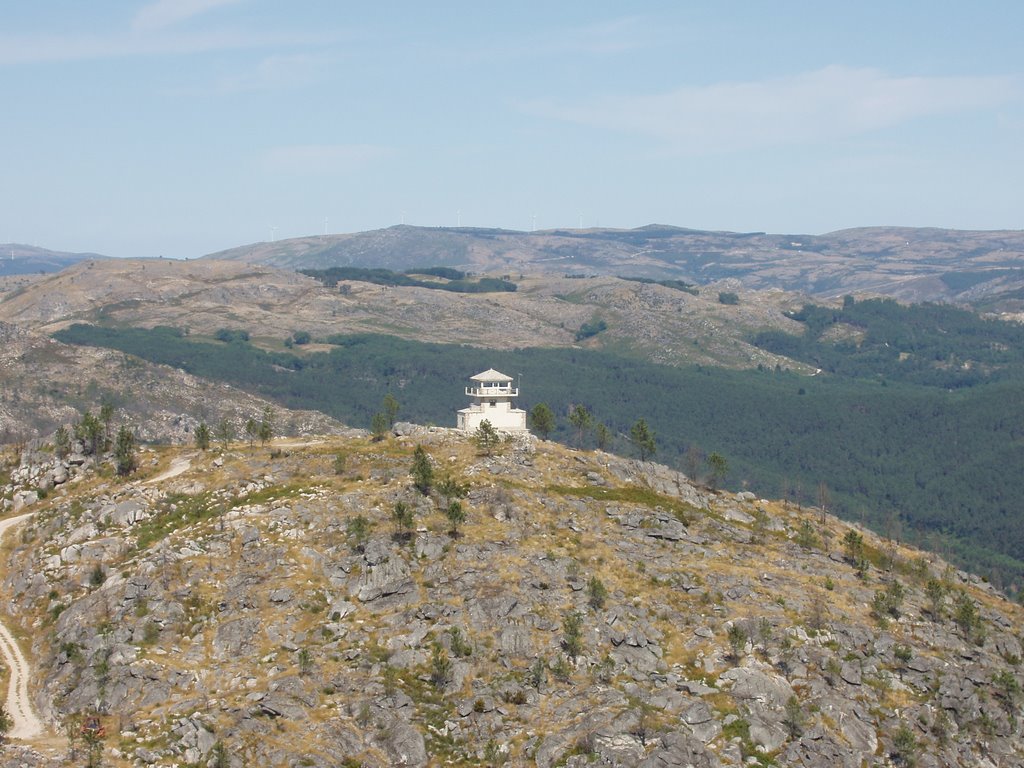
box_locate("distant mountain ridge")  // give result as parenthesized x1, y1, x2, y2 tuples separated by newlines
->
(205, 224, 1024, 309)
(0, 244, 103, 276)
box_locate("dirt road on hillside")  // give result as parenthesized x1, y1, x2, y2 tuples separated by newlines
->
(145, 454, 194, 484)
(0, 512, 43, 738)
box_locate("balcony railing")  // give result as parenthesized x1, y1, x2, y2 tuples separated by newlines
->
(466, 386, 518, 397)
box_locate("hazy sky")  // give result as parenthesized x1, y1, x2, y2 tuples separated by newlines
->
(3, 1, 1022, 258)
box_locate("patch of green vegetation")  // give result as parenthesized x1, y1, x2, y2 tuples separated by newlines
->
(60, 641, 83, 664)
(553, 291, 586, 304)
(574, 318, 608, 342)
(231, 483, 307, 509)
(386, 665, 469, 763)
(721, 716, 751, 742)
(548, 484, 695, 525)
(46, 603, 67, 624)
(618, 275, 699, 294)
(214, 328, 250, 344)
(720, 717, 778, 766)
(301, 266, 516, 293)
(142, 621, 160, 644)
(135, 491, 223, 550)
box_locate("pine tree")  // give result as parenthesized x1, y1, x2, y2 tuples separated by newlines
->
(568, 404, 592, 447)
(629, 418, 656, 461)
(346, 515, 370, 552)
(411, 445, 433, 494)
(244, 417, 258, 447)
(562, 611, 583, 661)
(75, 411, 105, 455)
(383, 392, 400, 426)
(587, 576, 607, 609)
(445, 500, 466, 537)
(114, 425, 137, 476)
(194, 421, 211, 451)
(436, 474, 469, 507)
(474, 419, 501, 456)
(258, 405, 274, 446)
(99, 402, 114, 451)
(215, 417, 234, 448)
(430, 643, 452, 689)
(392, 500, 414, 539)
(53, 424, 71, 459)
(706, 452, 728, 489)
(370, 412, 389, 441)
(529, 402, 555, 438)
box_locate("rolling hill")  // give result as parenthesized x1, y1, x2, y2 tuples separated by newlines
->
(206, 224, 1024, 309)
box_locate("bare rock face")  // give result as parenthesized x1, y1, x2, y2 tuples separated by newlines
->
(12, 489, 38, 512)
(382, 721, 428, 767)
(719, 664, 795, 709)
(639, 732, 721, 767)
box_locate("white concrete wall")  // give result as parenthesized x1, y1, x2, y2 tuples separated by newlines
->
(458, 402, 527, 432)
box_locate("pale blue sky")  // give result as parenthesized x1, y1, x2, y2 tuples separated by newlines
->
(2, 1, 1022, 258)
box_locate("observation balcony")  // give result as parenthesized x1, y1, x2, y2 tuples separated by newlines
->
(466, 385, 518, 397)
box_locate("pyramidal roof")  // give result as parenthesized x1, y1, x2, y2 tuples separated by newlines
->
(470, 369, 514, 382)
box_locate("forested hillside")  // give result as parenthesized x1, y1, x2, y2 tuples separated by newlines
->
(55, 322, 1024, 592)
(753, 297, 1024, 388)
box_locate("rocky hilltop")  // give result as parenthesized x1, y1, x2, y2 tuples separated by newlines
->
(1, 427, 1022, 767)
(0, 319, 348, 445)
(206, 224, 1024, 308)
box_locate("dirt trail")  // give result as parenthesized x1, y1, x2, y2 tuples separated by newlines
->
(0, 512, 44, 739)
(145, 454, 194, 484)
(275, 438, 326, 449)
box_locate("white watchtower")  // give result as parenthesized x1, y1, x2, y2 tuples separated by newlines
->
(457, 369, 528, 432)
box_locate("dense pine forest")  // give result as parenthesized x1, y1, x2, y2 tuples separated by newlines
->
(55, 299, 1024, 592)
(300, 266, 517, 293)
